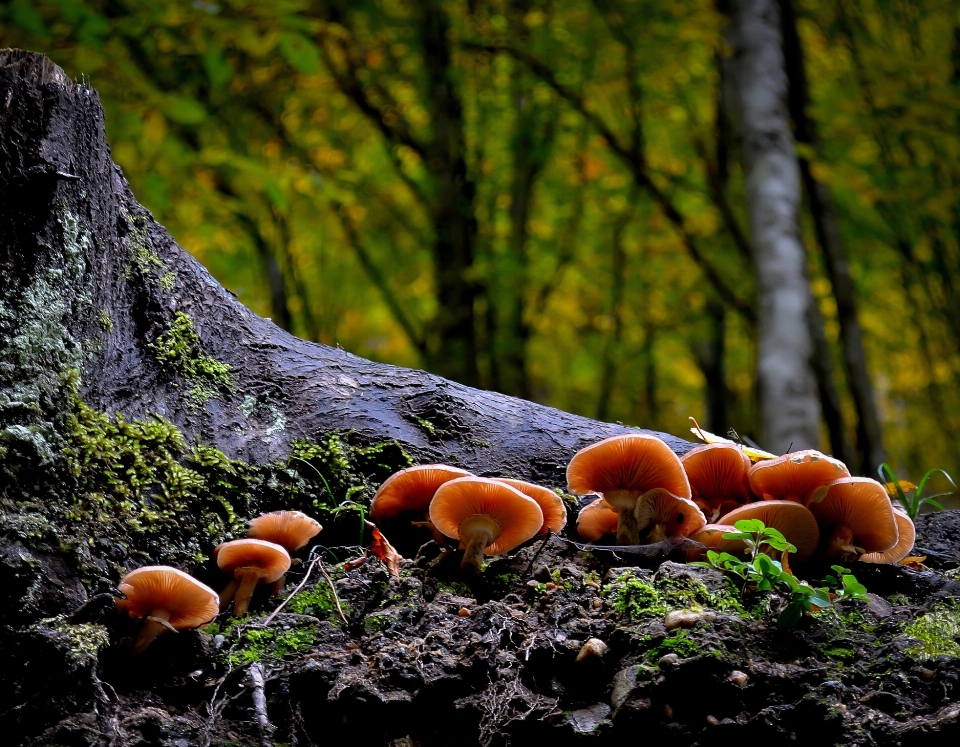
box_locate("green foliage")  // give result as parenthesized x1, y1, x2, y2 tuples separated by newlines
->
(695, 520, 868, 630)
(149, 312, 234, 406)
(879, 462, 956, 520)
(228, 625, 318, 666)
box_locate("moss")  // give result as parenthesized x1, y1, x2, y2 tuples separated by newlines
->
(125, 215, 162, 278)
(286, 584, 335, 617)
(31, 615, 110, 670)
(159, 272, 177, 290)
(610, 575, 669, 619)
(650, 629, 700, 660)
(415, 418, 436, 436)
(364, 613, 392, 635)
(98, 310, 113, 331)
(904, 601, 960, 661)
(606, 569, 746, 622)
(436, 579, 473, 597)
(228, 625, 318, 665)
(149, 312, 234, 407)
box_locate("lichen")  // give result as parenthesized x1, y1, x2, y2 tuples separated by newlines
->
(124, 214, 162, 278)
(98, 310, 113, 331)
(149, 312, 235, 407)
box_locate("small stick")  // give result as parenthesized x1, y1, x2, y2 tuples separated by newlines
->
(247, 662, 274, 747)
(523, 529, 553, 578)
(261, 555, 320, 627)
(318, 558, 349, 626)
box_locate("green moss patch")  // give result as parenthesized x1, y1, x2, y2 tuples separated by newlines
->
(904, 601, 960, 661)
(149, 312, 234, 407)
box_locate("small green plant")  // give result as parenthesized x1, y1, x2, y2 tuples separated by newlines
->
(878, 462, 956, 520)
(694, 519, 868, 630)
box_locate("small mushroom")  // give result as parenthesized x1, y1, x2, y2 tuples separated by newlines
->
(633, 488, 705, 543)
(215, 538, 291, 616)
(567, 434, 691, 545)
(576, 498, 620, 542)
(115, 566, 219, 654)
(861, 509, 916, 564)
(808, 478, 899, 561)
(370, 464, 473, 542)
(247, 510, 322, 553)
(429, 477, 543, 575)
(748, 450, 850, 505)
(493, 478, 567, 535)
(719, 500, 821, 563)
(680, 443, 751, 521)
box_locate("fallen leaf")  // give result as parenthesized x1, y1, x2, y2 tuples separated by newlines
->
(366, 520, 403, 577)
(688, 417, 776, 461)
(341, 553, 368, 571)
(898, 555, 927, 569)
(884, 480, 917, 497)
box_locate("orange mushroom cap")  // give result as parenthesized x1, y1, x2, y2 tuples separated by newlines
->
(748, 450, 850, 505)
(429, 477, 543, 556)
(493, 478, 567, 535)
(116, 566, 219, 629)
(861, 510, 916, 564)
(576, 498, 620, 542)
(808, 478, 899, 558)
(215, 539, 291, 583)
(680, 443, 751, 519)
(633, 488, 706, 543)
(247, 510, 322, 552)
(371, 464, 473, 523)
(719, 500, 821, 563)
(687, 524, 748, 561)
(567, 434, 691, 501)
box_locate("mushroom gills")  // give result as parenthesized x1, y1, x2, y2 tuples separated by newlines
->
(458, 514, 502, 575)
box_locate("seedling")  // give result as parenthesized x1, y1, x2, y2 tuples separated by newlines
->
(694, 519, 869, 629)
(878, 463, 956, 520)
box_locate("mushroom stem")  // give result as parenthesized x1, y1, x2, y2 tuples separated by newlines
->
(132, 609, 172, 654)
(646, 523, 668, 543)
(458, 515, 501, 576)
(615, 507, 641, 545)
(824, 524, 856, 560)
(219, 578, 239, 612)
(232, 567, 265, 617)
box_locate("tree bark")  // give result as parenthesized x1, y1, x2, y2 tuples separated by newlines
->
(779, 0, 887, 475)
(0, 49, 689, 492)
(724, 0, 821, 454)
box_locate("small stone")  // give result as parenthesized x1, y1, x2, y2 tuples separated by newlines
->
(664, 609, 716, 630)
(214, 634, 225, 649)
(728, 670, 748, 687)
(545, 582, 556, 590)
(663, 703, 674, 719)
(526, 580, 540, 589)
(921, 668, 936, 680)
(576, 638, 609, 662)
(705, 715, 720, 726)
(458, 607, 471, 617)
(590, 598, 603, 610)
(658, 653, 680, 669)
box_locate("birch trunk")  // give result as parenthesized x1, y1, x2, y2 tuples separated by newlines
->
(725, 0, 821, 454)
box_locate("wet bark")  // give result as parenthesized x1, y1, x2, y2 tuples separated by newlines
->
(724, 0, 822, 454)
(0, 48, 688, 493)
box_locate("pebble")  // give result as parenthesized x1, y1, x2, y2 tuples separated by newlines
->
(705, 714, 720, 726)
(576, 638, 609, 662)
(590, 598, 603, 610)
(658, 653, 680, 669)
(663, 703, 674, 719)
(458, 607, 471, 617)
(664, 609, 716, 630)
(728, 670, 748, 687)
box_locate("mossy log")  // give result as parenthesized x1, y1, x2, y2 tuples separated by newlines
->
(0, 50, 687, 484)
(5, 50, 960, 747)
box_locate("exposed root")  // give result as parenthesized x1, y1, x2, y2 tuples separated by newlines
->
(248, 662, 274, 747)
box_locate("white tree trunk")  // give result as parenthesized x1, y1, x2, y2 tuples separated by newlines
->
(725, 0, 821, 454)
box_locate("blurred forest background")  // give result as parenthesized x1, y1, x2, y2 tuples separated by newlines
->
(3, 0, 960, 487)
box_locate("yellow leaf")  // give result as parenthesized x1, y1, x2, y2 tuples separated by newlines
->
(688, 417, 776, 462)
(884, 480, 916, 497)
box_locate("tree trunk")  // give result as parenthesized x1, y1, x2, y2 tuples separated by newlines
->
(724, 0, 821, 455)
(779, 0, 887, 475)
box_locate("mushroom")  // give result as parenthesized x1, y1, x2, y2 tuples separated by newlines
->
(576, 498, 620, 542)
(633, 488, 705, 543)
(687, 524, 746, 561)
(247, 510, 322, 552)
(680, 443, 751, 521)
(861, 509, 916, 564)
(748, 450, 850, 505)
(115, 566, 219, 654)
(567, 434, 691, 545)
(493, 478, 567, 535)
(807, 478, 899, 561)
(370, 464, 473, 540)
(215, 538, 291, 616)
(719, 500, 821, 562)
(429, 477, 543, 575)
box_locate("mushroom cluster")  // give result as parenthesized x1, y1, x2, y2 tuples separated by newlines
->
(371, 465, 567, 575)
(115, 509, 322, 652)
(568, 436, 914, 566)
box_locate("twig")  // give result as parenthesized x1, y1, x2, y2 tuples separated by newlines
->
(247, 662, 274, 747)
(261, 555, 321, 626)
(523, 530, 554, 578)
(318, 558, 349, 626)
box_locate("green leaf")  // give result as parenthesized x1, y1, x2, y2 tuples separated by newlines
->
(162, 94, 208, 125)
(203, 49, 233, 89)
(733, 519, 766, 533)
(278, 32, 321, 75)
(777, 602, 804, 630)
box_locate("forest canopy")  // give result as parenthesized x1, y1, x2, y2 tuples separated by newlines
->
(3, 0, 960, 488)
